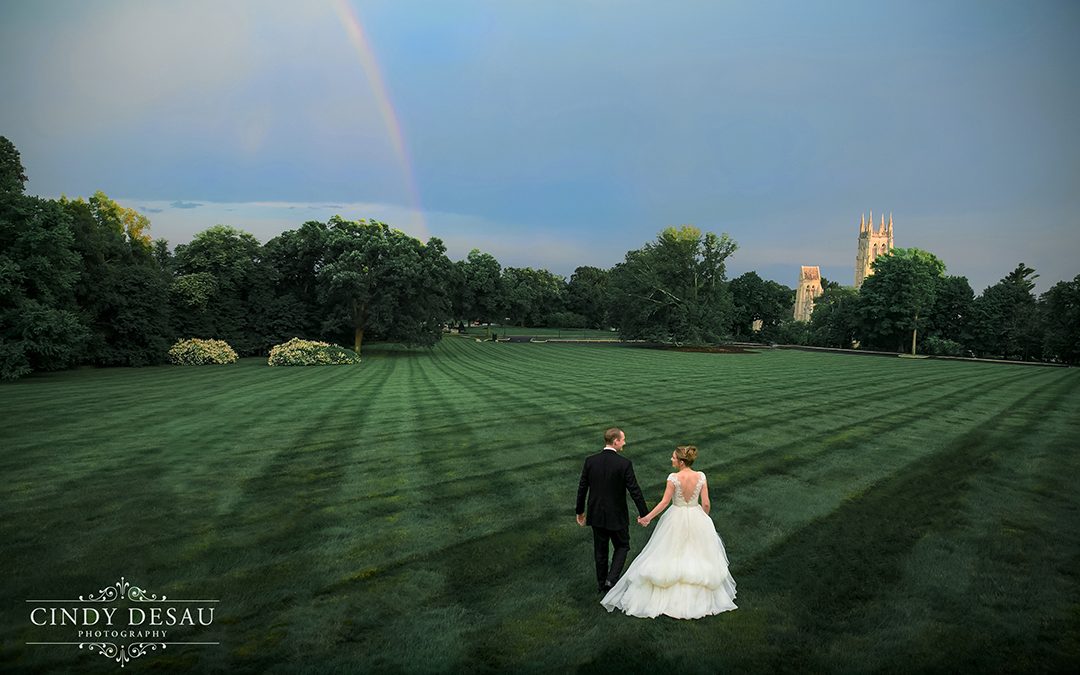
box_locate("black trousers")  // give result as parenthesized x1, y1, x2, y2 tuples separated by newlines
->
(592, 524, 630, 588)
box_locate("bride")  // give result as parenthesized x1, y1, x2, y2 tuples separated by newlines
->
(600, 445, 737, 619)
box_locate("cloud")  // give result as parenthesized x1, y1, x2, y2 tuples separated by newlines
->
(114, 197, 604, 277)
(121, 198, 428, 248)
(111, 196, 1080, 294)
(3, 3, 255, 138)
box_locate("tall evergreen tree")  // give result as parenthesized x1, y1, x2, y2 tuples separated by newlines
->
(970, 263, 1043, 360)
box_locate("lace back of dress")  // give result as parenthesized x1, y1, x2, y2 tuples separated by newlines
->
(689, 472, 705, 504)
(670, 472, 705, 506)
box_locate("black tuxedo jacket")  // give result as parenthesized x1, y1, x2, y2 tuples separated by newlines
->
(576, 449, 648, 531)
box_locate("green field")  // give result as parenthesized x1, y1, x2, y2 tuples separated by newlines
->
(2, 339, 1078, 673)
(460, 325, 618, 339)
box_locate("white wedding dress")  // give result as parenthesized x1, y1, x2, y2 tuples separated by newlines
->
(601, 471, 737, 619)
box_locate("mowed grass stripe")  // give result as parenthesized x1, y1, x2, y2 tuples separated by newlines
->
(320, 353, 1076, 672)
(723, 368, 1080, 672)
(715, 366, 1075, 564)
(861, 368, 1080, 671)
(217, 364, 411, 661)
(331, 360, 1053, 590)
(298, 351, 1071, 671)
(1, 344, 1076, 673)
(709, 363, 1040, 486)
(145, 358, 410, 668)
(306, 345, 1050, 580)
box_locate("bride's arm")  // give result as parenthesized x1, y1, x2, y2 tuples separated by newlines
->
(700, 479, 711, 515)
(640, 481, 674, 525)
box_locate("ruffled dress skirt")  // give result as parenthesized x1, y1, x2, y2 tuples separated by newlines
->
(601, 504, 737, 619)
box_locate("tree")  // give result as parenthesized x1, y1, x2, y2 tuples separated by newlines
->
(924, 275, 974, 351)
(729, 271, 793, 340)
(317, 216, 451, 355)
(0, 138, 87, 378)
(173, 225, 273, 354)
(0, 136, 29, 196)
(566, 266, 611, 329)
(152, 238, 175, 277)
(773, 318, 812, 346)
(970, 263, 1043, 360)
(1040, 275, 1080, 364)
(455, 249, 503, 325)
(60, 193, 173, 366)
(263, 220, 331, 343)
(87, 190, 152, 249)
(856, 248, 946, 353)
(609, 226, 738, 344)
(808, 286, 860, 348)
(500, 267, 566, 327)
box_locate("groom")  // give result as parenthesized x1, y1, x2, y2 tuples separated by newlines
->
(575, 427, 648, 593)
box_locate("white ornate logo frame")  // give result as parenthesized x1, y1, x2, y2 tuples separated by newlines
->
(25, 576, 220, 668)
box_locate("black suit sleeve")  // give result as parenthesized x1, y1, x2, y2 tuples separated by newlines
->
(575, 459, 589, 515)
(624, 460, 648, 517)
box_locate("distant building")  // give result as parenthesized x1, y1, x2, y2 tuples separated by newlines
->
(794, 266, 823, 322)
(855, 211, 894, 287)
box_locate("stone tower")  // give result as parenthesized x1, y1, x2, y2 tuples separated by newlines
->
(855, 211, 894, 287)
(794, 266, 823, 322)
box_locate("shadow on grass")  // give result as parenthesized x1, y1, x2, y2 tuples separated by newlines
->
(738, 369, 1080, 671)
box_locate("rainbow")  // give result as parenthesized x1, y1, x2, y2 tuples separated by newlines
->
(331, 0, 429, 239)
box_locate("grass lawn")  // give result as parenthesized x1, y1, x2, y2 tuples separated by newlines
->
(2, 339, 1078, 673)
(462, 325, 617, 339)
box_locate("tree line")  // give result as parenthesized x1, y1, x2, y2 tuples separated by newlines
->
(778, 250, 1078, 365)
(2, 136, 1077, 379)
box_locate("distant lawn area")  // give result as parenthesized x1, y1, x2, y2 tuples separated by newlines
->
(460, 325, 618, 339)
(2, 339, 1078, 673)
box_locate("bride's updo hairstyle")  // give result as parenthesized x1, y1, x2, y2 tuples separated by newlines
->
(675, 445, 698, 467)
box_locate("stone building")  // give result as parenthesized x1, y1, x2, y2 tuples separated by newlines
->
(793, 266, 823, 322)
(855, 211, 894, 287)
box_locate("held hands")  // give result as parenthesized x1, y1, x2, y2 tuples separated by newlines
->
(637, 515, 652, 527)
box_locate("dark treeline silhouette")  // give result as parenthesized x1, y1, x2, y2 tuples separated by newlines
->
(2, 136, 1077, 379)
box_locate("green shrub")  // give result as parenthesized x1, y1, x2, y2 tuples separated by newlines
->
(168, 338, 238, 365)
(922, 336, 965, 356)
(267, 338, 361, 366)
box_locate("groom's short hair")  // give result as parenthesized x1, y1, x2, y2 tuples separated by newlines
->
(604, 427, 623, 444)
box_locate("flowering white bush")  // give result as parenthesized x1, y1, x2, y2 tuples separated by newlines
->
(168, 338, 238, 365)
(267, 338, 361, 366)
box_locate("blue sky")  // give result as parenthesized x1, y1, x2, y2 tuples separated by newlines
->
(1, 0, 1077, 293)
